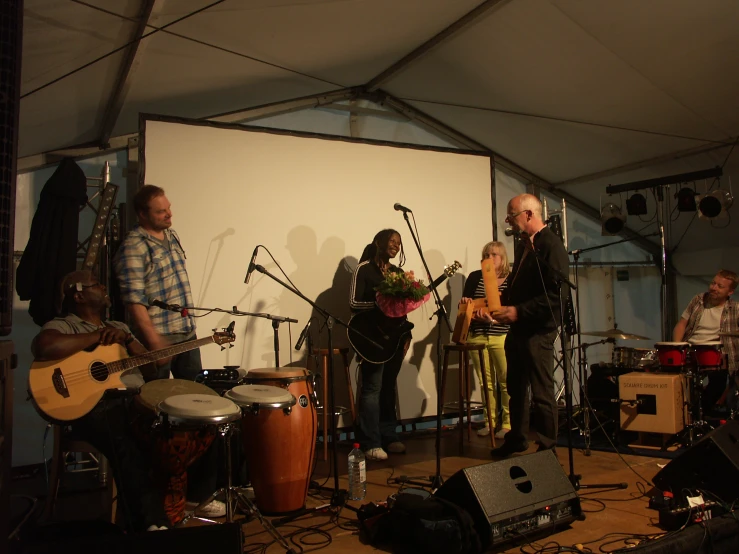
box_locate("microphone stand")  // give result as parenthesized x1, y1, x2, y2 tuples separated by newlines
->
(567, 233, 658, 458)
(252, 264, 381, 520)
(162, 303, 298, 367)
(397, 210, 452, 491)
(527, 246, 626, 491)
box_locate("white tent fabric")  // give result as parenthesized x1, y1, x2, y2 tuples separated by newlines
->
(19, 0, 739, 256)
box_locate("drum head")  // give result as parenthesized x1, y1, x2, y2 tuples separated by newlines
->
(246, 367, 311, 380)
(655, 342, 689, 348)
(138, 379, 218, 412)
(225, 384, 296, 409)
(158, 393, 241, 423)
(693, 341, 722, 347)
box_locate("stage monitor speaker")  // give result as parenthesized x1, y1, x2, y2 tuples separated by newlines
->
(434, 450, 581, 548)
(653, 420, 739, 504)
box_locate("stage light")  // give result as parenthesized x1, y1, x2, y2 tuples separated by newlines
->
(675, 187, 697, 212)
(625, 193, 648, 215)
(600, 202, 626, 235)
(697, 189, 733, 220)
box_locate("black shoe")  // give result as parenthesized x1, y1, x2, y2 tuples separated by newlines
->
(490, 441, 528, 458)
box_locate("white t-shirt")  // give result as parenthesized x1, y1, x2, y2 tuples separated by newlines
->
(683, 304, 723, 344)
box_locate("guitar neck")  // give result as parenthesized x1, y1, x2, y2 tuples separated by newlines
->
(106, 336, 215, 374)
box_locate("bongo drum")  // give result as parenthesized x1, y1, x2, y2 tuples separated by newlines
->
(692, 341, 724, 369)
(654, 342, 690, 370)
(133, 379, 239, 525)
(225, 383, 311, 514)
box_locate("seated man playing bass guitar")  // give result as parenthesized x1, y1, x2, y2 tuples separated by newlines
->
(31, 270, 170, 531)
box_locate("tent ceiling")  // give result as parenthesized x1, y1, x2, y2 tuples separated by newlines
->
(18, 0, 739, 254)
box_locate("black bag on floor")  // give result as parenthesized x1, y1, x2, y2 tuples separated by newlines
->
(359, 488, 481, 554)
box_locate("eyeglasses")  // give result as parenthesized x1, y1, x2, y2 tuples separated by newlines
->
(506, 210, 527, 221)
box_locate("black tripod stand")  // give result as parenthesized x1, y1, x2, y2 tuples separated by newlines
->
(252, 263, 379, 519)
(527, 247, 626, 491)
(394, 208, 453, 491)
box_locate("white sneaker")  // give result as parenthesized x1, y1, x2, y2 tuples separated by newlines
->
(477, 426, 491, 437)
(385, 441, 406, 454)
(495, 428, 510, 439)
(186, 499, 226, 518)
(146, 525, 168, 531)
(365, 447, 388, 461)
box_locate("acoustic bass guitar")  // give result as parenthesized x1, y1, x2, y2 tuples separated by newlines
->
(28, 323, 236, 422)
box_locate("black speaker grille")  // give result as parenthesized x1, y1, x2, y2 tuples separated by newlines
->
(0, 0, 21, 335)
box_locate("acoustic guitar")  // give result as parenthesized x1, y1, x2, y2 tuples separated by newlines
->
(348, 262, 461, 364)
(28, 323, 236, 422)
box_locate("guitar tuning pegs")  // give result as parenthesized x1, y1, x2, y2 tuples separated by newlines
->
(220, 345, 226, 351)
(212, 328, 217, 333)
(229, 343, 234, 349)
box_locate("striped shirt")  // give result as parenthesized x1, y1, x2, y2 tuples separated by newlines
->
(682, 293, 739, 373)
(113, 226, 196, 337)
(469, 277, 510, 336)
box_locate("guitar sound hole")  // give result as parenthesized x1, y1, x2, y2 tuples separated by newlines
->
(90, 362, 109, 382)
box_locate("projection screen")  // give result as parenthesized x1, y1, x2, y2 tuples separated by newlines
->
(140, 116, 494, 422)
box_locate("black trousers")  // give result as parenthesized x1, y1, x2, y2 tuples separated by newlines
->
(504, 329, 559, 450)
(71, 397, 169, 531)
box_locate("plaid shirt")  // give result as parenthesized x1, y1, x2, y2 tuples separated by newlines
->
(682, 293, 739, 373)
(113, 226, 195, 336)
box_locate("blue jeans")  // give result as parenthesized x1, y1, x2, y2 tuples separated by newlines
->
(355, 345, 405, 450)
(153, 333, 203, 380)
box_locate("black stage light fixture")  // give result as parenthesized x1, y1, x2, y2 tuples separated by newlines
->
(600, 202, 626, 236)
(675, 187, 697, 212)
(698, 190, 733, 220)
(625, 193, 648, 215)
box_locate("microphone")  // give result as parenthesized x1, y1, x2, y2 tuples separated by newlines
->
(244, 245, 259, 284)
(150, 299, 188, 316)
(295, 319, 312, 350)
(504, 227, 520, 237)
(394, 203, 412, 213)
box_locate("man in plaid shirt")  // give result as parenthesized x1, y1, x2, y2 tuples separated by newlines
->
(673, 269, 739, 416)
(113, 185, 200, 381)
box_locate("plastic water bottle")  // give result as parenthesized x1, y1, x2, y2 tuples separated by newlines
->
(348, 443, 367, 501)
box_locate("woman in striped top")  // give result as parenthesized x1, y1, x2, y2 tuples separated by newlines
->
(461, 241, 511, 439)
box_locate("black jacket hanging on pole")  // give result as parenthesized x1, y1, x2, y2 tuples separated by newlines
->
(16, 158, 88, 326)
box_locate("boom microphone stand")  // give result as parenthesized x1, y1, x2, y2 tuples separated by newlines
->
(252, 263, 380, 515)
(395, 206, 453, 490)
(527, 248, 626, 491)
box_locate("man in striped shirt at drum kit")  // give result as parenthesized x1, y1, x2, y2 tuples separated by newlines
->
(673, 269, 739, 417)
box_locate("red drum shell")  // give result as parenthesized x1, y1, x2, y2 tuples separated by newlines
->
(693, 342, 723, 368)
(654, 342, 690, 368)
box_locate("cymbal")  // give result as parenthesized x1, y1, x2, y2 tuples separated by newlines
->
(581, 328, 651, 340)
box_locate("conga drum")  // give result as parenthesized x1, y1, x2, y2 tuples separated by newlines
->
(225, 381, 313, 514)
(692, 341, 724, 369)
(243, 368, 317, 465)
(133, 379, 240, 525)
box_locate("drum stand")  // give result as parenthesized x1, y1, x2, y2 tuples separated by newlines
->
(678, 367, 714, 446)
(181, 422, 297, 554)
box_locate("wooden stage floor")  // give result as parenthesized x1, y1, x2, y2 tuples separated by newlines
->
(11, 427, 672, 553)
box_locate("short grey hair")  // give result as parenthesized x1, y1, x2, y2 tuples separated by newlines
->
(518, 194, 543, 219)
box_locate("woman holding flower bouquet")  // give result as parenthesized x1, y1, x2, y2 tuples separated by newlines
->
(460, 241, 511, 440)
(349, 229, 411, 461)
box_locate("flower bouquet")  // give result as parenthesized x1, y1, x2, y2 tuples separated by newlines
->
(375, 270, 431, 317)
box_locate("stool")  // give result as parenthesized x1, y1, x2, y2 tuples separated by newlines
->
(43, 424, 117, 523)
(310, 347, 356, 461)
(440, 343, 495, 453)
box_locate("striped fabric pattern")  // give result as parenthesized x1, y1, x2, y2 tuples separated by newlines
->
(469, 278, 509, 336)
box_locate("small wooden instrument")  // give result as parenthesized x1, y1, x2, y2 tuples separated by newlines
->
(452, 258, 503, 344)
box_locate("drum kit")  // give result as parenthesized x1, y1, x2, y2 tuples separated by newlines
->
(131, 367, 319, 549)
(579, 325, 727, 445)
